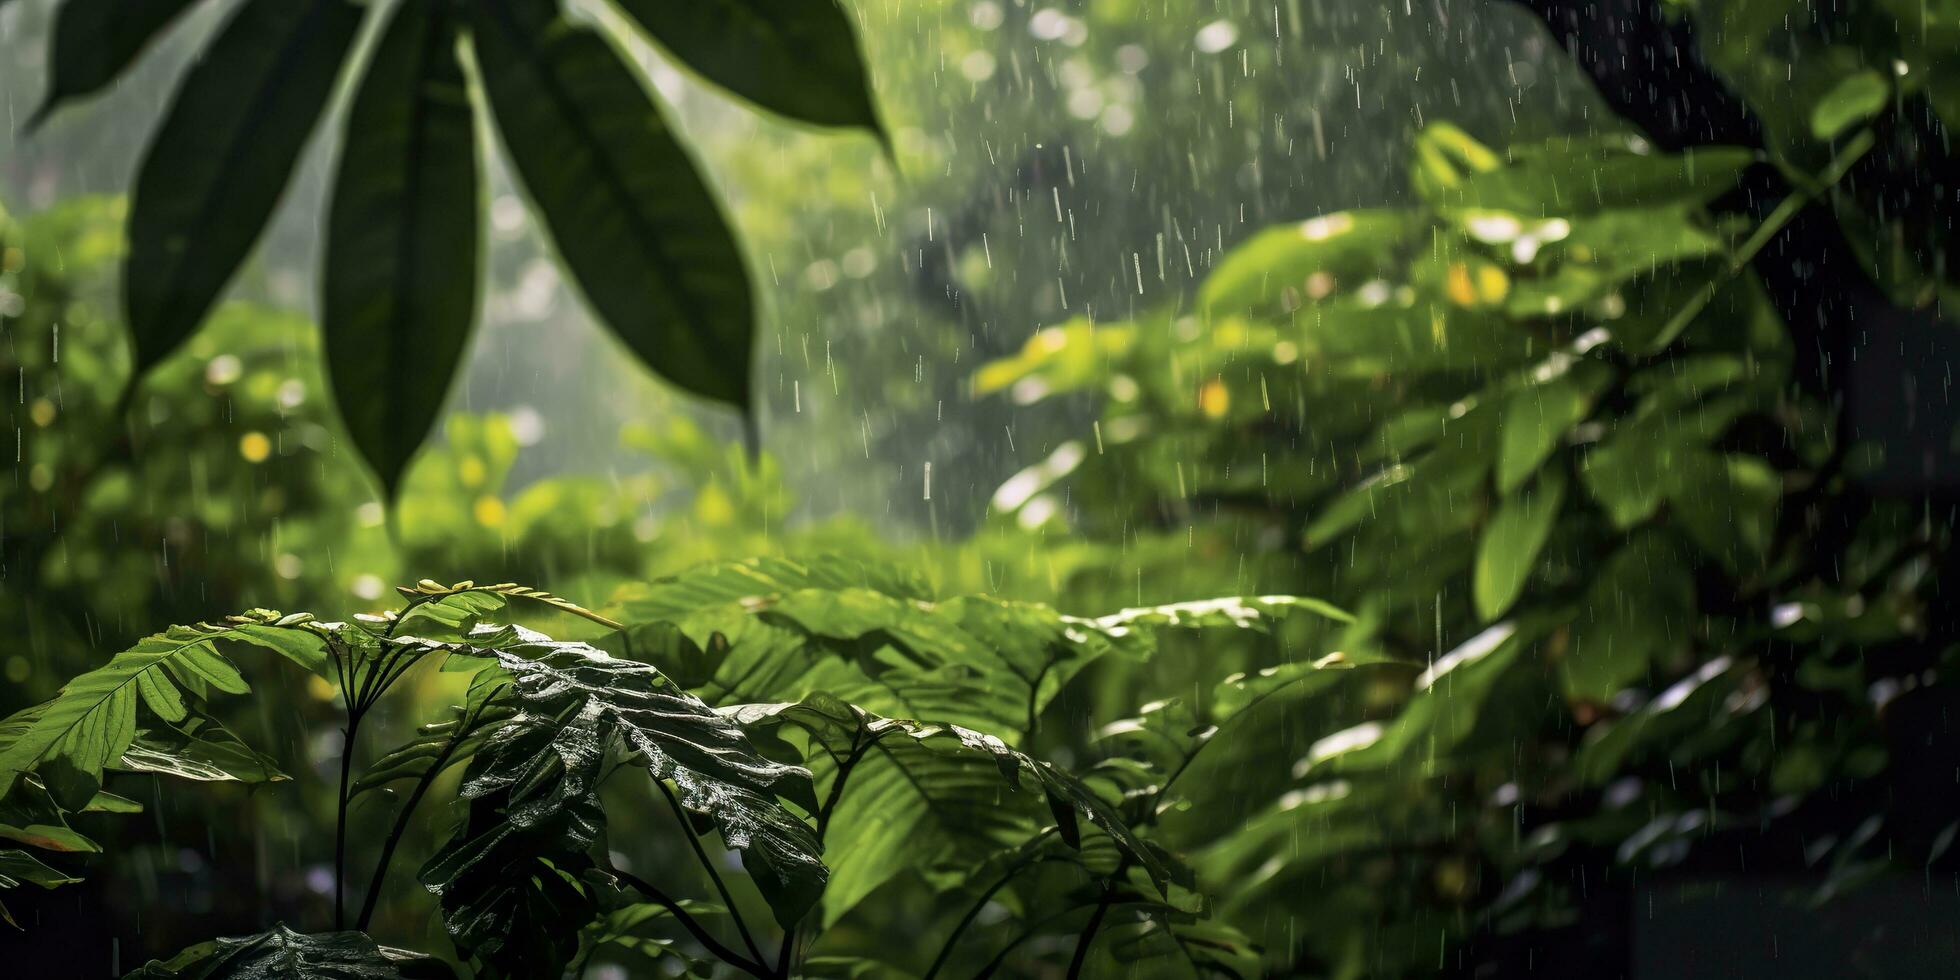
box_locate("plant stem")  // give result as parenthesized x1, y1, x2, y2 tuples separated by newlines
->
(615, 869, 773, 980)
(656, 777, 767, 967)
(1648, 129, 1876, 350)
(923, 832, 1060, 980)
(333, 713, 360, 932)
(354, 701, 486, 931)
(1064, 871, 1121, 980)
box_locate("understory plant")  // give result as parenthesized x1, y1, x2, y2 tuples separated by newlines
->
(0, 563, 1354, 977)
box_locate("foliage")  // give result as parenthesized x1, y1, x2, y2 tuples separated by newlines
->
(978, 116, 1948, 973)
(0, 574, 1349, 977)
(23, 0, 885, 497)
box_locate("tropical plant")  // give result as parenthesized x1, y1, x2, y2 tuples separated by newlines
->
(0, 565, 1355, 977)
(21, 0, 884, 497)
(977, 118, 1950, 974)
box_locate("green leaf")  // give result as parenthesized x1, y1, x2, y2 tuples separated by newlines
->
(352, 670, 512, 798)
(122, 0, 361, 384)
(1496, 360, 1609, 492)
(115, 716, 288, 784)
(31, 0, 201, 127)
(1426, 133, 1754, 214)
(469, 0, 754, 410)
(611, 0, 886, 138)
(324, 0, 480, 500)
(124, 924, 454, 979)
(1809, 69, 1891, 139)
(419, 623, 823, 948)
(0, 776, 101, 853)
(0, 847, 83, 927)
(1473, 471, 1566, 621)
(1198, 209, 1418, 317)
(0, 616, 326, 808)
(725, 694, 1165, 927)
(1561, 533, 1695, 702)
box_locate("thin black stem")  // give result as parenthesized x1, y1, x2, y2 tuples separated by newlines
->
(924, 830, 1062, 980)
(1065, 867, 1123, 980)
(333, 711, 360, 932)
(354, 700, 488, 931)
(656, 777, 767, 967)
(614, 869, 772, 980)
(817, 733, 874, 844)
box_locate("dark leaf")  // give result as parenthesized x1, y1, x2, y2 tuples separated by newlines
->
(122, 0, 361, 386)
(32, 0, 202, 127)
(611, 0, 885, 138)
(323, 0, 479, 500)
(469, 0, 754, 410)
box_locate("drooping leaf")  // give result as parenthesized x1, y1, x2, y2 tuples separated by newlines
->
(0, 848, 83, 927)
(31, 0, 202, 127)
(1472, 470, 1566, 621)
(1561, 532, 1697, 702)
(122, 0, 361, 385)
(611, 0, 886, 139)
(115, 716, 288, 785)
(0, 775, 100, 853)
(324, 0, 480, 500)
(124, 924, 454, 979)
(468, 0, 754, 410)
(0, 614, 329, 808)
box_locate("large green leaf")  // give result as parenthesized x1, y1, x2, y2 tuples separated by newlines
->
(124, 924, 454, 979)
(419, 623, 824, 943)
(323, 0, 480, 500)
(31, 0, 202, 126)
(122, 0, 361, 384)
(725, 693, 1165, 927)
(611, 0, 886, 138)
(469, 0, 754, 409)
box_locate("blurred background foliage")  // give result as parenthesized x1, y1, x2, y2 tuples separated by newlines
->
(4, 0, 1960, 976)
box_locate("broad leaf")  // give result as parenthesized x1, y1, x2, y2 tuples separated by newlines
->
(324, 0, 480, 500)
(469, 0, 754, 410)
(419, 623, 823, 947)
(123, 0, 361, 384)
(124, 924, 454, 979)
(612, 0, 886, 138)
(32, 0, 201, 126)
